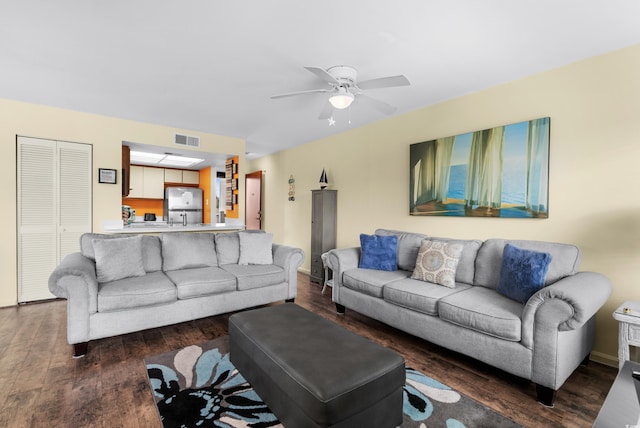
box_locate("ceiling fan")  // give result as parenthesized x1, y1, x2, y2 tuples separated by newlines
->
(270, 66, 410, 120)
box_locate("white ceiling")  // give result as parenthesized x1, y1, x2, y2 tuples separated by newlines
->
(2, 0, 640, 164)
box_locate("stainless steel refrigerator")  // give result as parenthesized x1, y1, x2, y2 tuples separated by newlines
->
(164, 187, 203, 225)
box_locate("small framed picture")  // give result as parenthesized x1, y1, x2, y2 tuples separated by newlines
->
(99, 168, 117, 184)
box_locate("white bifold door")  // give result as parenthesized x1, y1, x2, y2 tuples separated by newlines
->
(17, 136, 92, 303)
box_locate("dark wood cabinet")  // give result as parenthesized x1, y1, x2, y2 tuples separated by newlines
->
(121, 145, 130, 197)
(310, 189, 337, 284)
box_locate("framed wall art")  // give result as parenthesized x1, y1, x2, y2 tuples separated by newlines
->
(98, 168, 117, 184)
(409, 117, 550, 218)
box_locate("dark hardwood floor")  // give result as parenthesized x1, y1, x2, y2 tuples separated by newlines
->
(0, 273, 617, 427)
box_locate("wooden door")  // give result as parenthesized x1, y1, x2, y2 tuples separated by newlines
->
(245, 171, 262, 230)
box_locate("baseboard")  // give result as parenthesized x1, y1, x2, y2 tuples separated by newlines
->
(591, 350, 618, 368)
(298, 267, 310, 275)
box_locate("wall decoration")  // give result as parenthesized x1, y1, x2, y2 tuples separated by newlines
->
(319, 168, 328, 189)
(288, 175, 295, 201)
(98, 168, 117, 184)
(409, 117, 550, 218)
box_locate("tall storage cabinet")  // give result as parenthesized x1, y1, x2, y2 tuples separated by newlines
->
(310, 189, 337, 284)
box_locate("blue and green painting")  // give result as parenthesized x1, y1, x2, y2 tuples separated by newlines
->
(410, 117, 549, 218)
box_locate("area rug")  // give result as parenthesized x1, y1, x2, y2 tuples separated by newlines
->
(145, 336, 522, 428)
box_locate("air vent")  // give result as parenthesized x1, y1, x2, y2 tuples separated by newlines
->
(174, 133, 200, 148)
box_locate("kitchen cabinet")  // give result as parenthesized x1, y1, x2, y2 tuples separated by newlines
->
(122, 145, 130, 196)
(165, 168, 199, 185)
(164, 168, 182, 183)
(310, 189, 337, 284)
(128, 165, 164, 199)
(183, 170, 199, 184)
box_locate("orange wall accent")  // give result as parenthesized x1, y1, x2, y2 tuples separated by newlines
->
(121, 198, 164, 218)
(200, 167, 212, 224)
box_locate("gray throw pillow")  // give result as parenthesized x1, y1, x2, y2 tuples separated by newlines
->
(93, 235, 146, 283)
(215, 232, 240, 265)
(238, 231, 273, 265)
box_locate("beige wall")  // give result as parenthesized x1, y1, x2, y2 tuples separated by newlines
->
(0, 99, 245, 307)
(249, 43, 640, 365)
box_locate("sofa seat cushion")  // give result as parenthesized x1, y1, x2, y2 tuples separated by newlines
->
(221, 264, 285, 290)
(164, 267, 237, 299)
(438, 287, 523, 342)
(343, 268, 411, 298)
(97, 271, 177, 312)
(383, 279, 472, 316)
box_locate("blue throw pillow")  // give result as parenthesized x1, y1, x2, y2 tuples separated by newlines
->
(359, 234, 398, 271)
(496, 244, 552, 303)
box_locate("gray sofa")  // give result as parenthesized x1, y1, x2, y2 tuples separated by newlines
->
(325, 229, 612, 406)
(48, 231, 304, 357)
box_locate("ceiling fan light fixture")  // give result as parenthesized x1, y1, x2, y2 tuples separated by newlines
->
(329, 89, 354, 109)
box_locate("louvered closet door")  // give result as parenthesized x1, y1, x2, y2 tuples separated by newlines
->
(57, 142, 92, 260)
(17, 137, 92, 302)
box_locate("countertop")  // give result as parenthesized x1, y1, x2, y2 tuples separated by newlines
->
(103, 222, 245, 234)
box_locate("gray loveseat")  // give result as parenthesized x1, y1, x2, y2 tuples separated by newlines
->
(325, 229, 612, 406)
(49, 231, 304, 357)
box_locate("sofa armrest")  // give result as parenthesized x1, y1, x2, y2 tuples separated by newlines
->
(272, 244, 305, 299)
(326, 247, 361, 302)
(520, 271, 612, 390)
(48, 252, 99, 344)
(49, 252, 99, 309)
(522, 272, 612, 335)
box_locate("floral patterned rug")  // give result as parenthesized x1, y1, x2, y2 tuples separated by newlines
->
(145, 336, 522, 428)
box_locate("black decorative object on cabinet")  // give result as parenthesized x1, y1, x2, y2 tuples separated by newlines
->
(310, 189, 337, 285)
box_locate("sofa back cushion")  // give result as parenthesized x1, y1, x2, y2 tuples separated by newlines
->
(215, 232, 240, 265)
(81, 233, 162, 273)
(475, 239, 581, 289)
(374, 229, 428, 271)
(161, 232, 217, 271)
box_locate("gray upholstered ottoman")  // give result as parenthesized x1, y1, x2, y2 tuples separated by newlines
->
(229, 304, 405, 428)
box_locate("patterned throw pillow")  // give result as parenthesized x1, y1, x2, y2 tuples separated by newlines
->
(411, 239, 464, 288)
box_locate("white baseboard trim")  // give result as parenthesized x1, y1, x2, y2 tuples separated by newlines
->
(591, 350, 618, 368)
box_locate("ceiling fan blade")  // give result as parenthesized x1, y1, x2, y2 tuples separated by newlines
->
(357, 75, 410, 90)
(304, 66, 340, 85)
(358, 94, 397, 115)
(270, 88, 329, 99)
(318, 102, 334, 120)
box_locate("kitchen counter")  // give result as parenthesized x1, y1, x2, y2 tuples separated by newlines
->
(103, 222, 245, 234)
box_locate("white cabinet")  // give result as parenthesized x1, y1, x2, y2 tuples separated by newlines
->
(164, 168, 199, 185)
(183, 170, 199, 184)
(17, 136, 92, 302)
(128, 165, 144, 198)
(164, 168, 182, 183)
(143, 167, 165, 198)
(128, 165, 164, 199)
